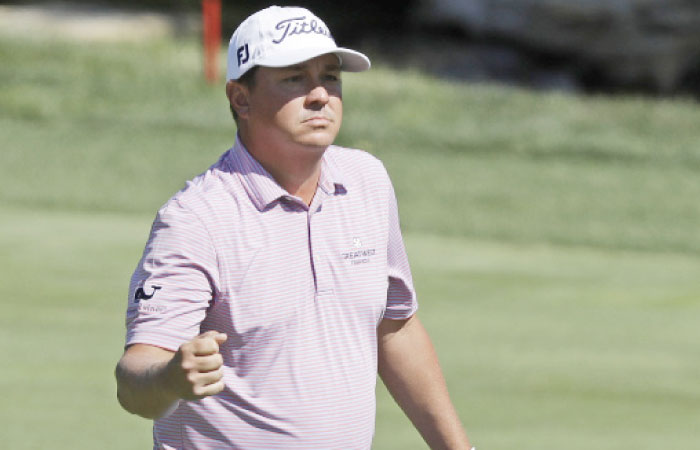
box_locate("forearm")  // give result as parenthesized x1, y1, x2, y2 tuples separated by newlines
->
(115, 345, 179, 419)
(378, 315, 471, 450)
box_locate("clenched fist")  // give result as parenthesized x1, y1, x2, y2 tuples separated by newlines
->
(165, 330, 228, 400)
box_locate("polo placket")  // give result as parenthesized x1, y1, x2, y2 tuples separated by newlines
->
(309, 186, 336, 298)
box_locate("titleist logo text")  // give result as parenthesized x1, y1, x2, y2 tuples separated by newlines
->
(273, 16, 331, 44)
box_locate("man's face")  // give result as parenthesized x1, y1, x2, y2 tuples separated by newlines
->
(244, 53, 343, 150)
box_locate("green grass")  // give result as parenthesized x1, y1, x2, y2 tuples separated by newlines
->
(1, 207, 699, 449)
(378, 237, 700, 450)
(2, 33, 700, 449)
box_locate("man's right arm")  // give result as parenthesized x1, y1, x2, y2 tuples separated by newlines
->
(115, 331, 227, 419)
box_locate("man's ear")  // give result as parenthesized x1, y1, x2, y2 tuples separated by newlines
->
(226, 80, 250, 119)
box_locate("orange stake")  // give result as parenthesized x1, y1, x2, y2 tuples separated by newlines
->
(202, 0, 221, 83)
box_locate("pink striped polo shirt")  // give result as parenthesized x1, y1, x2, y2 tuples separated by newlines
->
(125, 136, 417, 449)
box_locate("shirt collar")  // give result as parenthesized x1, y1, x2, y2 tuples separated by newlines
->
(318, 148, 346, 196)
(228, 136, 346, 211)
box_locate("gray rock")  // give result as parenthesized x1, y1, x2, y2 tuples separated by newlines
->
(414, 0, 700, 92)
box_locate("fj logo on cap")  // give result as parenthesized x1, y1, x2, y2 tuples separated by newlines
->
(237, 44, 250, 66)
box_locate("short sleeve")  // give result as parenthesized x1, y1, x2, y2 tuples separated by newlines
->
(384, 180, 418, 320)
(125, 198, 219, 351)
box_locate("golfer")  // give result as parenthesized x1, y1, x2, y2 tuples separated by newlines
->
(115, 5, 473, 449)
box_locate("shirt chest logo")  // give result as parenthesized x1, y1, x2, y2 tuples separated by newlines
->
(341, 237, 376, 266)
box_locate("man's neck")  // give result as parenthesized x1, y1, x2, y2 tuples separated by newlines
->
(265, 159, 322, 206)
(239, 132, 325, 206)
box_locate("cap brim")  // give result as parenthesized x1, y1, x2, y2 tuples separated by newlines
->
(334, 48, 371, 72)
(259, 46, 371, 72)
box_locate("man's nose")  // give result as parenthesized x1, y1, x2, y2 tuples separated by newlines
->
(305, 84, 330, 109)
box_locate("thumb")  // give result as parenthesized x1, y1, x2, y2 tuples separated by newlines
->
(199, 330, 227, 344)
(198, 330, 220, 339)
(214, 332, 227, 345)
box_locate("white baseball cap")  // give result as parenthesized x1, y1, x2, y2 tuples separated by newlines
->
(227, 6, 371, 81)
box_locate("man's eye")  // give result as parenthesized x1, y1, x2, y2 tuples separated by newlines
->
(324, 74, 340, 82)
(284, 75, 303, 82)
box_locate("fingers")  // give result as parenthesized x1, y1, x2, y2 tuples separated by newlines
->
(191, 380, 224, 398)
(167, 330, 228, 401)
(186, 367, 226, 398)
(181, 352, 223, 372)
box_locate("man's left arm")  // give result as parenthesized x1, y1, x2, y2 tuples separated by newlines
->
(378, 314, 472, 450)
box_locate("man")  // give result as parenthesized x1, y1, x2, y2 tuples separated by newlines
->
(115, 5, 473, 449)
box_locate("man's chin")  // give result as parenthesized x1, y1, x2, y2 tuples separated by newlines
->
(295, 131, 338, 149)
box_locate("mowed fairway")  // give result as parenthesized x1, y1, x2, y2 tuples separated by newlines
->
(2, 31, 700, 449)
(1, 208, 699, 449)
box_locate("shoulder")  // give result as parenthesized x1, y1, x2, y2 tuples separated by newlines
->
(157, 149, 236, 223)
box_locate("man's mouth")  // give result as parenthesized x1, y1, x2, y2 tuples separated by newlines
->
(304, 116, 332, 124)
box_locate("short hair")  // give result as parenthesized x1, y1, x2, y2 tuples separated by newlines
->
(230, 66, 259, 125)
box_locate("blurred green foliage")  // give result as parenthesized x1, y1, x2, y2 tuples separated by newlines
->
(2, 36, 700, 253)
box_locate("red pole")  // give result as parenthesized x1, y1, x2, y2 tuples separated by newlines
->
(202, 0, 221, 83)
